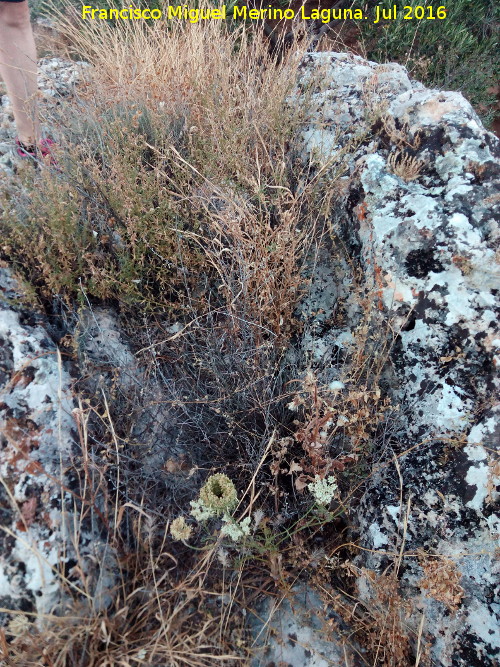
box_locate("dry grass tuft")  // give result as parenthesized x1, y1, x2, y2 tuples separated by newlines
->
(387, 149, 425, 182)
(1, 8, 315, 316)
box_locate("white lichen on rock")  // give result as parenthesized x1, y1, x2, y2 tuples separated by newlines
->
(297, 51, 499, 666)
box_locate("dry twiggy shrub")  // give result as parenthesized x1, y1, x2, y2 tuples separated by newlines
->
(0, 15, 314, 664)
(1, 9, 316, 316)
(0, 15, 333, 665)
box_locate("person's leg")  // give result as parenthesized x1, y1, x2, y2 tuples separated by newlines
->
(0, 1, 38, 145)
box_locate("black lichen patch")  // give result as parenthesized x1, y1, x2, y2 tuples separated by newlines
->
(451, 631, 500, 666)
(405, 248, 444, 278)
(0, 335, 14, 386)
(417, 126, 447, 156)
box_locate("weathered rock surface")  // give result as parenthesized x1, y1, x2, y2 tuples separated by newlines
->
(0, 268, 115, 627)
(296, 52, 499, 666)
(76, 307, 183, 477)
(249, 585, 357, 667)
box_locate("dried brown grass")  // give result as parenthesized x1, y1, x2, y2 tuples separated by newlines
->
(2, 7, 318, 316)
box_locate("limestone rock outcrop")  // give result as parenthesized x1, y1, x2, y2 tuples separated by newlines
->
(297, 52, 499, 666)
(0, 267, 115, 626)
(249, 585, 357, 667)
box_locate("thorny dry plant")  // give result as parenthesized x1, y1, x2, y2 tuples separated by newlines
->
(283, 369, 392, 493)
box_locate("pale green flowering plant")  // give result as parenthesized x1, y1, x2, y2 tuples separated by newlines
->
(307, 474, 338, 507)
(170, 516, 193, 542)
(187, 474, 254, 546)
(198, 473, 238, 516)
(189, 498, 216, 522)
(220, 515, 252, 543)
(189, 474, 238, 523)
(184, 471, 342, 558)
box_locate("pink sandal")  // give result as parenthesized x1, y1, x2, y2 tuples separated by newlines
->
(15, 137, 58, 166)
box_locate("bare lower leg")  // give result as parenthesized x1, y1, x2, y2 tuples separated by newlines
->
(0, 2, 38, 144)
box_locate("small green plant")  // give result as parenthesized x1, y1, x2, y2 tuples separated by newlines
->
(189, 474, 251, 543)
(187, 471, 341, 553)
